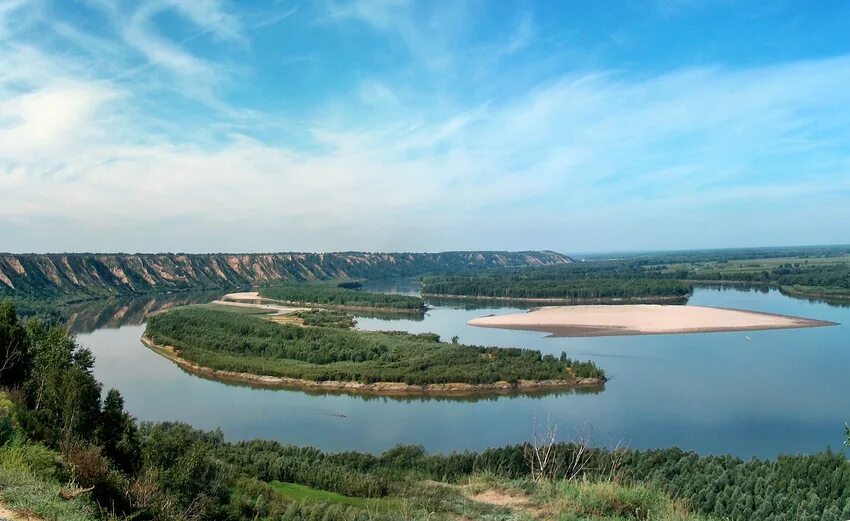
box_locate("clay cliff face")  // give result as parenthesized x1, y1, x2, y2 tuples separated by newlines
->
(0, 251, 571, 300)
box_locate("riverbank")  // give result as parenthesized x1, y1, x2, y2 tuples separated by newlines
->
(468, 304, 837, 337)
(223, 291, 427, 315)
(141, 336, 604, 396)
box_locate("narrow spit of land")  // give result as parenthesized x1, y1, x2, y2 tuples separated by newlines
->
(141, 304, 605, 396)
(468, 304, 837, 337)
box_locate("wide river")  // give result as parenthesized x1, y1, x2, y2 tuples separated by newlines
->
(75, 284, 850, 459)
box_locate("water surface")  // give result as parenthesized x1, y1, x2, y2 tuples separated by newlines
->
(78, 285, 850, 458)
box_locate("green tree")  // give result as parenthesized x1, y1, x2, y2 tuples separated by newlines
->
(0, 300, 31, 387)
(99, 388, 141, 474)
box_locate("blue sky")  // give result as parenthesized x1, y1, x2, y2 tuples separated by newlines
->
(1, 0, 849, 253)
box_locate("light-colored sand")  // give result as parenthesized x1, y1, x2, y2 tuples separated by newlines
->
(221, 291, 262, 301)
(468, 304, 835, 337)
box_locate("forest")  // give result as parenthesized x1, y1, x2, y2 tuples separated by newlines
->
(420, 246, 850, 303)
(420, 262, 691, 301)
(144, 307, 604, 386)
(258, 282, 426, 311)
(680, 262, 850, 299)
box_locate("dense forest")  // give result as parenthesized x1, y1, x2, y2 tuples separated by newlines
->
(421, 246, 850, 302)
(683, 263, 850, 298)
(145, 307, 604, 386)
(1, 301, 849, 520)
(259, 282, 426, 311)
(420, 262, 691, 301)
(0, 251, 571, 303)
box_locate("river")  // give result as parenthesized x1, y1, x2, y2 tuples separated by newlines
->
(75, 284, 850, 459)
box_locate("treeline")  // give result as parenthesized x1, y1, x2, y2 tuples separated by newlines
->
(145, 307, 604, 385)
(585, 245, 850, 264)
(688, 263, 850, 293)
(420, 262, 691, 300)
(259, 283, 426, 311)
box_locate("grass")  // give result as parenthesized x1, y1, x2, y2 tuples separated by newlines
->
(265, 475, 717, 521)
(0, 443, 96, 521)
(271, 482, 385, 509)
(0, 392, 95, 521)
(461, 474, 716, 521)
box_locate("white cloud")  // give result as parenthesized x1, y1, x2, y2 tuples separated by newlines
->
(1, 1, 849, 252)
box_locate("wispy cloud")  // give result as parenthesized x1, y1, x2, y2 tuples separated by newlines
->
(0, 0, 848, 252)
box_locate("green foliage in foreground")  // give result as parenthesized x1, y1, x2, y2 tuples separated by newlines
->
(421, 262, 691, 300)
(259, 282, 426, 311)
(145, 307, 604, 384)
(219, 439, 850, 521)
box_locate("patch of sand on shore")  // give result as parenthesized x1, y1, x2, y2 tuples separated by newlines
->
(221, 291, 262, 301)
(468, 304, 836, 337)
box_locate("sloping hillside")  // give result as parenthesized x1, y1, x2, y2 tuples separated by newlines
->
(0, 251, 571, 300)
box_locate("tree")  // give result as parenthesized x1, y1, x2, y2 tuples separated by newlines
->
(0, 300, 31, 387)
(99, 388, 141, 474)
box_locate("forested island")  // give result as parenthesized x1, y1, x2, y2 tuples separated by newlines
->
(143, 307, 604, 394)
(258, 282, 426, 313)
(1, 301, 849, 520)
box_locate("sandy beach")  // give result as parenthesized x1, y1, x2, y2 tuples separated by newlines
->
(468, 304, 836, 337)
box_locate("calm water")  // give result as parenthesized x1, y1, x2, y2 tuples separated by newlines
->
(77, 286, 850, 459)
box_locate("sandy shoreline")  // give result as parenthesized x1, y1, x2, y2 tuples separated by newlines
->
(222, 291, 426, 315)
(140, 336, 604, 396)
(468, 304, 836, 337)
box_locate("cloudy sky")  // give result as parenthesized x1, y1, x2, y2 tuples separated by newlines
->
(1, 0, 849, 254)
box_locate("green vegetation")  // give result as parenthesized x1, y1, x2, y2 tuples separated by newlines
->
(421, 262, 691, 301)
(292, 308, 358, 328)
(673, 258, 850, 300)
(422, 245, 850, 303)
(1, 299, 849, 520)
(145, 307, 604, 386)
(259, 282, 426, 311)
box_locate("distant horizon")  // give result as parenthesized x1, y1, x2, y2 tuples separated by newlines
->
(3, 243, 848, 258)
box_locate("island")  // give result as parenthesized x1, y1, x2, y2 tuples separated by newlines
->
(142, 306, 605, 395)
(255, 282, 428, 313)
(468, 304, 836, 337)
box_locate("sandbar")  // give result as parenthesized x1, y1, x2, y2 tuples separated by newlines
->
(468, 304, 836, 337)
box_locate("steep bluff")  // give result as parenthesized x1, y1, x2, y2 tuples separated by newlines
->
(0, 251, 571, 300)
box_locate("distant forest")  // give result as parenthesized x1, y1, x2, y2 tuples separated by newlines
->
(421, 245, 850, 302)
(421, 262, 691, 301)
(259, 282, 426, 311)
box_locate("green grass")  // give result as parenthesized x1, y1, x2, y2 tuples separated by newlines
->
(271, 481, 387, 509)
(464, 474, 715, 521)
(0, 443, 97, 521)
